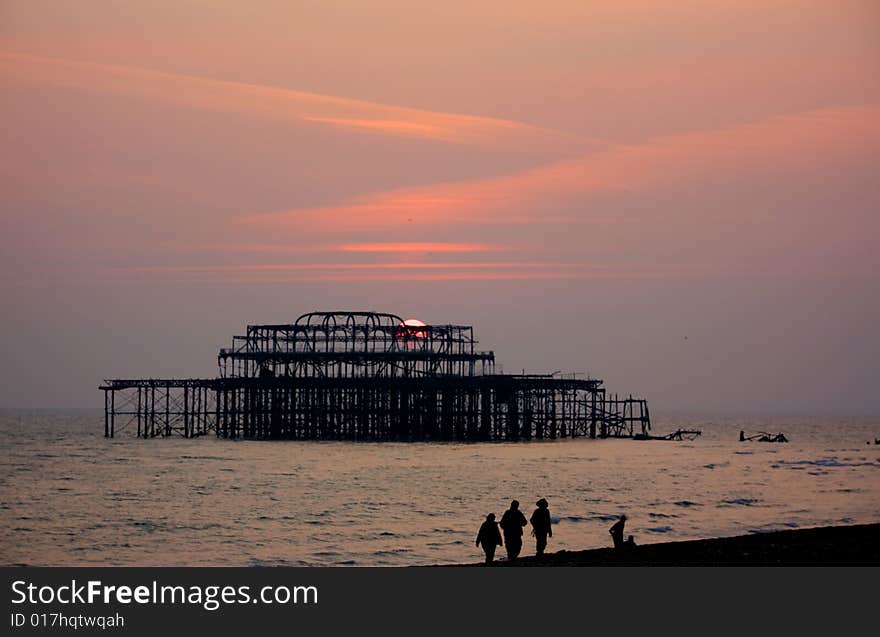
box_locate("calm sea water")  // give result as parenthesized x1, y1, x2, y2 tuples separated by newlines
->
(0, 410, 878, 566)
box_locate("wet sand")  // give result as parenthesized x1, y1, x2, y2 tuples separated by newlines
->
(454, 523, 880, 566)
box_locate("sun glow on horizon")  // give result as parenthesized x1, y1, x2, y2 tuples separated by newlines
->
(400, 318, 428, 339)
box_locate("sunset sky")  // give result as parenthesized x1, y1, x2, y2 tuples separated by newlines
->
(1, 1, 878, 413)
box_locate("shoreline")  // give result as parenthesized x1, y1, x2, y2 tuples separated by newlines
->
(444, 523, 880, 566)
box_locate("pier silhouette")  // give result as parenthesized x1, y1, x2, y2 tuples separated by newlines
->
(101, 311, 650, 441)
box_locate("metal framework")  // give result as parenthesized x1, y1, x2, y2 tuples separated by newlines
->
(101, 311, 650, 441)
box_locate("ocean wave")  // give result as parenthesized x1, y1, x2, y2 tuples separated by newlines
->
(246, 558, 299, 567)
(177, 455, 237, 461)
(775, 457, 879, 469)
(720, 498, 759, 506)
(747, 522, 799, 534)
(129, 520, 171, 532)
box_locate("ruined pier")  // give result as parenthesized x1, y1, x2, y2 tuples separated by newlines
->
(101, 311, 650, 441)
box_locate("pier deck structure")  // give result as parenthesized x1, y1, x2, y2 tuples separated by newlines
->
(101, 311, 650, 441)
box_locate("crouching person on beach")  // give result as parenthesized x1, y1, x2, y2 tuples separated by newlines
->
(610, 514, 627, 549)
(476, 513, 503, 564)
(609, 514, 637, 550)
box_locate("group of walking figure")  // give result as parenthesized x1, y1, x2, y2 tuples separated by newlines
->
(475, 499, 636, 564)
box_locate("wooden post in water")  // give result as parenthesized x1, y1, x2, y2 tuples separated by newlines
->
(164, 382, 170, 437)
(104, 390, 109, 438)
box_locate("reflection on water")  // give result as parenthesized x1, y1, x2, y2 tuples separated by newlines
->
(0, 410, 878, 565)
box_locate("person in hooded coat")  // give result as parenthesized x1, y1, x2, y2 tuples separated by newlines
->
(499, 500, 528, 561)
(529, 498, 553, 557)
(475, 513, 503, 564)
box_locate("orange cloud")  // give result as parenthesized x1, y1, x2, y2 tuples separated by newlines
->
(126, 262, 586, 273)
(244, 103, 880, 233)
(336, 242, 499, 253)
(212, 272, 640, 282)
(0, 51, 565, 149)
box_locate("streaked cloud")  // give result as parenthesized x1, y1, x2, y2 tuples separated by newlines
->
(336, 242, 500, 253)
(244, 103, 880, 232)
(107, 260, 676, 283)
(0, 51, 564, 149)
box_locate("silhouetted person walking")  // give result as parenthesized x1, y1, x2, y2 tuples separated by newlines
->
(609, 514, 627, 550)
(475, 513, 503, 564)
(499, 500, 528, 561)
(530, 498, 552, 557)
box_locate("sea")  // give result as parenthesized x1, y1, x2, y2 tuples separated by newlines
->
(1, 410, 878, 566)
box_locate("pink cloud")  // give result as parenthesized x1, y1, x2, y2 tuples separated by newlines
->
(336, 242, 500, 253)
(0, 51, 564, 149)
(243, 103, 880, 233)
(106, 259, 677, 283)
